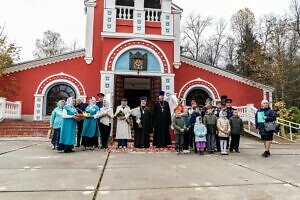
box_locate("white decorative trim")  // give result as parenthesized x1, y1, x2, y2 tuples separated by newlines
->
(103, 8, 117, 32)
(112, 45, 165, 73)
(33, 73, 87, 121)
(269, 92, 273, 109)
(104, 0, 115, 8)
(85, 0, 96, 64)
(173, 11, 181, 68)
(4, 50, 85, 74)
(35, 72, 86, 95)
(161, 0, 172, 13)
(161, 13, 173, 36)
(100, 71, 115, 108)
(133, 10, 145, 34)
(179, 78, 221, 103)
(104, 39, 171, 73)
(101, 32, 175, 41)
(161, 74, 175, 96)
(109, 71, 174, 77)
(181, 56, 275, 92)
(263, 90, 267, 100)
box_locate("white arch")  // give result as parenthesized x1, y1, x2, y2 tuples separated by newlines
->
(104, 39, 171, 73)
(35, 72, 86, 96)
(179, 78, 221, 105)
(33, 73, 87, 120)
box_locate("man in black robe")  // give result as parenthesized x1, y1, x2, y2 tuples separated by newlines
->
(96, 93, 105, 148)
(153, 91, 172, 148)
(133, 96, 152, 148)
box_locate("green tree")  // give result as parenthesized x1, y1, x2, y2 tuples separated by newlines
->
(0, 26, 20, 97)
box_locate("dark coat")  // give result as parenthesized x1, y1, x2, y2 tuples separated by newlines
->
(255, 107, 276, 136)
(229, 116, 244, 135)
(153, 101, 172, 148)
(134, 106, 152, 148)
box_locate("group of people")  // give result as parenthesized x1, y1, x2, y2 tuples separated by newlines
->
(172, 98, 244, 155)
(50, 90, 276, 157)
(49, 91, 173, 153)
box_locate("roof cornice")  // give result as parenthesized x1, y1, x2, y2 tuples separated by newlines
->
(4, 50, 85, 74)
(180, 56, 275, 92)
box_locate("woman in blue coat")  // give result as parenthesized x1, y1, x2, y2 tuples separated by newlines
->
(50, 100, 65, 150)
(255, 99, 276, 157)
(81, 97, 100, 150)
(59, 97, 77, 153)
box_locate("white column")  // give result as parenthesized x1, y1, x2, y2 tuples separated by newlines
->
(161, 0, 173, 36)
(0, 97, 7, 120)
(134, 0, 145, 34)
(15, 101, 22, 119)
(263, 90, 267, 100)
(34, 95, 44, 121)
(173, 10, 181, 69)
(269, 92, 273, 109)
(103, 0, 116, 33)
(100, 71, 115, 108)
(85, 0, 97, 64)
(161, 74, 175, 97)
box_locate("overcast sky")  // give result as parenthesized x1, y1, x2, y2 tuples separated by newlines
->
(0, 0, 291, 61)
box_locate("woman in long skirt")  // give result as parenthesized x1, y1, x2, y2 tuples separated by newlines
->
(59, 97, 77, 153)
(81, 97, 101, 150)
(50, 100, 65, 150)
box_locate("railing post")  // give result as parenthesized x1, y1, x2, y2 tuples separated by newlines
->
(0, 97, 7, 120)
(289, 122, 293, 141)
(15, 101, 22, 119)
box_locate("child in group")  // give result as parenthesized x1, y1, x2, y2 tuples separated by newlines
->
(172, 109, 185, 154)
(194, 116, 207, 155)
(203, 106, 218, 154)
(181, 108, 191, 153)
(217, 111, 231, 155)
(229, 109, 244, 153)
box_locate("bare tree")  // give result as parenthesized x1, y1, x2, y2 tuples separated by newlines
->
(33, 30, 67, 58)
(181, 14, 213, 61)
(201, 19, 227, 67)
(290, 0, 300, 36)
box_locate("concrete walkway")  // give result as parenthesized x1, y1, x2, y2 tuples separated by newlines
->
(0, 136, 299, 200)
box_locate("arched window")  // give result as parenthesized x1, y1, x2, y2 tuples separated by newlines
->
(116, 0, 134, 6)
(144, 0, 161, 9)
(186, 88, 210, 108)
(46, 84, 76, 115)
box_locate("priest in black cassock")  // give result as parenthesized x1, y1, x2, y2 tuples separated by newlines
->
(153, 91, 172, 148)
(131, 96, 152, 148)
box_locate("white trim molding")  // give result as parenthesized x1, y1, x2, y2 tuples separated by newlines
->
(104, 39, 171, 73)
(178, 78, 221, 104)
(33, 72, 87, 121)
(4, 50, 85, 74)
(85, 0, 96, 64)
(181, 56, 275, 92)
(101, 32, 175, 41)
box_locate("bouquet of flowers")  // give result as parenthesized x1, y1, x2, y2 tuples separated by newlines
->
(115, 110, 125, 119)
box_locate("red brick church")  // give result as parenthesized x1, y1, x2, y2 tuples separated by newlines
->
(1, 0, 273, 122)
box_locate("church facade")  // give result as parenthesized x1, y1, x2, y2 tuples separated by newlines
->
(1, 0, 274, 121)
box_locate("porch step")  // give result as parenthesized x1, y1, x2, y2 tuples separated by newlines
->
(0, 120, 49, 137)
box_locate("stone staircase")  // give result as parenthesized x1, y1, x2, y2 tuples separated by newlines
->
(0, 120, 49, 137)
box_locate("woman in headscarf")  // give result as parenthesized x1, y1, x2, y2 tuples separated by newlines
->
(98, 98, 113, 149)
(50, 100, 65, 150)
(59, 97, 77, 153)
(81, 97, 100, 150)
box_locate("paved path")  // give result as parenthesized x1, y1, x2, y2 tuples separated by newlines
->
(0, 136, 299, 200)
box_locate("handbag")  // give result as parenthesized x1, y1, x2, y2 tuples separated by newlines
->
(47, 128, 54, 139)
(264, 121, 277, 132)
